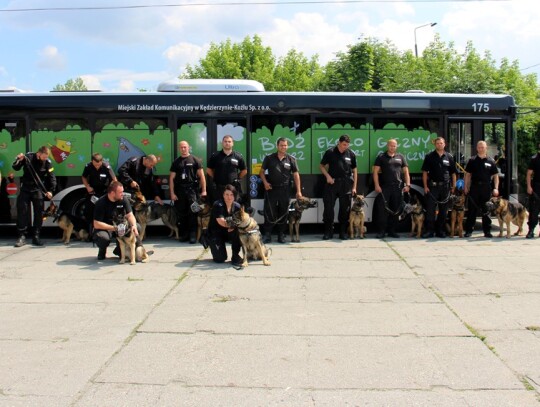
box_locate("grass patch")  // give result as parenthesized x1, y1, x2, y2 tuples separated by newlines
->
(464, 323, 486, 342)
(127, 277, 143, 282)
(212, 295, 236, 303)
(521, 376, 535, 391)
(526, 326, 540, 331)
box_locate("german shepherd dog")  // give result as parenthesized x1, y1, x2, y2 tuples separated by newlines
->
(113, 214, 150, 265)
(231, 206, 271, 267)
(149, 202, 179, 240)
(288, 196, 317, 242)
(129, 190, 150, 241)
(348, 194, 366, 239)
(400, 194, 425, 238)
(485, 196, 528, 238)
(194, 197, 212, 242)
(43, 202, 89, 244)
(449, 191, 466, 238)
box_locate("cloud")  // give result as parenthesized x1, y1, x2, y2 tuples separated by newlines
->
(0, 66, 8, 77)
(37, 45, 66, 71)
(80, 69, 170, 92)
(163, 42, 208, 76)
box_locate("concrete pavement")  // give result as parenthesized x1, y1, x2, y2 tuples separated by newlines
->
(0, 228, 539, 406)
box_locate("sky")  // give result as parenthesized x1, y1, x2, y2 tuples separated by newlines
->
(0, 0, 538, 92)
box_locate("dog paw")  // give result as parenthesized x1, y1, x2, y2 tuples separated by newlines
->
(130, 262, 136, 265)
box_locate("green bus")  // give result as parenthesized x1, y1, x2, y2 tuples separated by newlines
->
(0, 79, 517, 226)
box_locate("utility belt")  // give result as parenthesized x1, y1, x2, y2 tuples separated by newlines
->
(176, 182, 197, 189)
(429, 181, 449, 187)
(270, 183, 289, 189)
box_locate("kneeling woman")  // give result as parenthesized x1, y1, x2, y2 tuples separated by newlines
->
(208, 184, 243, 265)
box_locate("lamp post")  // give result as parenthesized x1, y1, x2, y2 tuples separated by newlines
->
(414, 22, 437, 57)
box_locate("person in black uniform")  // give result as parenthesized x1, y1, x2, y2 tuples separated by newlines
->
(117, 154, 163, 204)
(525, 142, 540, 238)
(319, 134, 358, 240)
(207, 184, 243, 265)
(93, 181, 141, 260)
(81, 153, 117, 231)
(464, 140, 499, 238)
(207, 135, 247, 204)
(12, 146, 57, 247)
(169, 140, 207, 243)
(373, 139, 411, 239)
(421, 137, 457, 238)
(259, 137, 302, 244)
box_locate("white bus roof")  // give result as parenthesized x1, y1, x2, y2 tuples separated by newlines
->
(157, 78, 265, 92)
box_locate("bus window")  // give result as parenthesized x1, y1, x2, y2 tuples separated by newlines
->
(372, 117, 441, 174)
(251, 115, 311, 175)
(177, 120, 208, 166)
(95, 118, 172, 177)
(448, 121, 473, 174)
(484, 122, 508, 196)
(312, 117, 369, 175)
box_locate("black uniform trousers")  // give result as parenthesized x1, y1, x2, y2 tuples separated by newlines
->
(465, 183, 492, 234)
(93, 223, 142, 252)
(375, 185, 403, 234)
(16, 188, 44, 235)
(264, 186, 289, 235)
(528, 183, 540, 231)
(208, 228, 241, 263)
(424, 184, 451, 234)
(322, 178, 352, 227)
(174, 185, 199, 238)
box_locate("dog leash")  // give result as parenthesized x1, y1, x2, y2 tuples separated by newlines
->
(379, 190, 407, 216)
(22, 155, 50, 196)
(262, 190, 291, 226)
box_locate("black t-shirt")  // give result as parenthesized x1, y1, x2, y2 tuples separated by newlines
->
(82, 162, 115, 196)
(118, 156, 159, 198)
(320, 146, 357, 179)
(93, 195, 132, 229)
(421, 150, 457, 183)
(208, 200, 241, 233)
(207, 150, 246, 185)
(465, 155, 498, 184)
(374, 152, 408, 187)
(528, 153, 540, 183)
(170, 155, 203, 186)
(261, 153, 298, 186)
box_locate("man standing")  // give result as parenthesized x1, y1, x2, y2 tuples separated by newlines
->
(464, 140, 499, 238)
(207, 135, 247, 203)
(170, 141, 207, 243)
(12, 146, 57, 247)
(525, 142, 540, 238)
(82, 153, 116, 198)
(421, 137, 457, 238)
(118, 154, 163, 204)
(93, 181, 139, 261)
(259, 137, 302, 244)
(319, 134, 358, 240)
(373, 139, 411, 239)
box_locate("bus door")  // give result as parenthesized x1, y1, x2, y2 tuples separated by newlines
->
(176, 118, 247, 198)
(448, 120, 473, 178)
(448, 119, 510, 196)
(0, 119, 26, 223)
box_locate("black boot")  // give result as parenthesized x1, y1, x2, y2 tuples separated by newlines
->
(339, 224, 348, 240)
(526, 229, 535, 239)
(263, 231, 272, 244)
(322, 224, 333, 240)
(97, 247, 107, 260)
(277, 232, 286, 244)
(32, 230, 44, 246)
(14, 234, 26, 248)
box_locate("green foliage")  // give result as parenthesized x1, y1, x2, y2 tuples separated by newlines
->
(181, 34, 540, 187)
(52, 77, 87, 91)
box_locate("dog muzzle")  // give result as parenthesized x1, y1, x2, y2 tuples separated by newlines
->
(190, 201, 203, 213)
(90, 195, 99, 204)
(116, 223, 127, 237)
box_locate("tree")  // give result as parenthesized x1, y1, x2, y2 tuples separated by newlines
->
(183, 35, 275, 88)
(272, 50, 323, 91)
(52, 77, 87, 91)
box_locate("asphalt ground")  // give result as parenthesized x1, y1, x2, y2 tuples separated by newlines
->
(1, 224, 539, 406)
